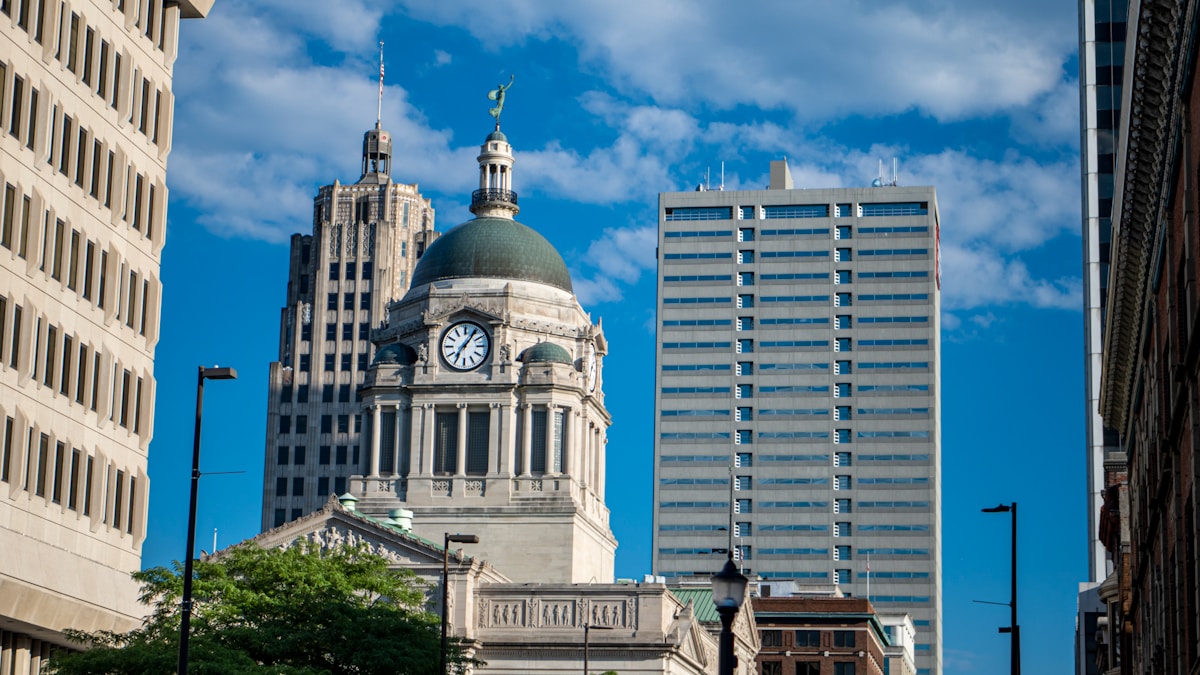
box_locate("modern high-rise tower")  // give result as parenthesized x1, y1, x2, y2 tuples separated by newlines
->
(0, 1, 210, 671)
(652, 162, 942, 674)
(260, 121, 436, 530)
(1079, 0, 1127, 586)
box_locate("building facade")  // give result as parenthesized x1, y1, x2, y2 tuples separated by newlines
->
(259, 122, 436, 530)
(652, 163, 942, 674)
(0, 1, 209, 671)
(1099, 0, 1200, 672)
(752, 596, 914, 675)
(1079, 0, 1128, 587)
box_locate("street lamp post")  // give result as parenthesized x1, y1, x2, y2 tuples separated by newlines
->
(983, 502, 1019, 675)
(583, 623, 614, 674)
(178, 366, 237, 675)
(441, 532, 479, 675)
(711, 552, 749, 675)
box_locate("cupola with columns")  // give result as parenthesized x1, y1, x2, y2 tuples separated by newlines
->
(351, 122, 616, 585)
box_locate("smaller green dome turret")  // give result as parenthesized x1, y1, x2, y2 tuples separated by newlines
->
(373, 342, 418, 366)
(520, 342, 573, 365)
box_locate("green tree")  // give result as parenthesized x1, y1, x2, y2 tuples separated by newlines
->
(49, 540, 473, 675)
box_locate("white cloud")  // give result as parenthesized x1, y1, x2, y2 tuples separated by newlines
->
(398, 0, 1076, 123)
(571, 225, 657, 305)
(433, 49, 453, 67)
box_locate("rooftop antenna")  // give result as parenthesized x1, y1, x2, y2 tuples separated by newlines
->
(705, 166, 711, 191)
(893, 157, 899, 186)
(376, 41, 384, 130)
(873, 159, 884, 187)
(720, 161, 725, 191)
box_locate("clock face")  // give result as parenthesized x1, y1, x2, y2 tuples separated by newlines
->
(440, 322, 491, 371)
(586, 343, 598, 392)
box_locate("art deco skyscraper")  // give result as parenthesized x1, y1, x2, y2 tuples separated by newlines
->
(0, 1, 210, 671)
(652, 162, 942, 674)
(260, 122, 436, 530)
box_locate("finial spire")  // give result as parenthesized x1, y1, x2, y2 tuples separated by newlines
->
(376, 41, 384, 130)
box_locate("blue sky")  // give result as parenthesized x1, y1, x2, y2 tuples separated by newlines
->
(145, 2, 1085, 672)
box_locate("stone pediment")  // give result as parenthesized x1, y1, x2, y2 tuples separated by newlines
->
(246, 497, 487, 573)
(422, 294, 508, 326)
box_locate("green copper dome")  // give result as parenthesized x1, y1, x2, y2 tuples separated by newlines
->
(486, 129, 508, 142)
(520, 342, 573, 365)
(411, 217, 572, 292)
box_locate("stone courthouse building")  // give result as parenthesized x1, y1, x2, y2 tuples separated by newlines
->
(249, 119, 760, 673)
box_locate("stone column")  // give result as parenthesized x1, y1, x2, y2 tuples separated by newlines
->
(544, 404, 557, 475)
(422, 403, 436, 474)
(455, 403, 468, 476)
(490, 402, 503, 475)
(597, 431, 607, 497)
(520, 403, 532, 476)
(369, 404, 381, 477)
(392, 403, 403, 476)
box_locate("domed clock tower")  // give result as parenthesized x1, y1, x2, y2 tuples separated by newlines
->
(352, 126, 617, 584)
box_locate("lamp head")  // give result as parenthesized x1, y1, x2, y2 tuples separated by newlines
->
(981, 504, 1012, 513)
(201, 366, 238, 380)
(446, 533, 480, 544)
(711, 554, 748, 610)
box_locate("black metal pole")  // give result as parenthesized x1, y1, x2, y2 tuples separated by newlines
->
(177, 367, 205, 675)
(717, 605, 736, 675)
(1012, 502, 1020, 675)
(441, 533, 450, 675)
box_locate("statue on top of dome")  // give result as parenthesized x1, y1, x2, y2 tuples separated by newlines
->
(488, 75, 515, 125)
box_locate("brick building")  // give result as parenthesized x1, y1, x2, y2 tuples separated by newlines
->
(751, 596, 914, 675)
(1099, 0, 1200, 672)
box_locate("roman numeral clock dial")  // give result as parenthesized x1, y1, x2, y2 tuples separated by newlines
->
(440, 321, 491, 371)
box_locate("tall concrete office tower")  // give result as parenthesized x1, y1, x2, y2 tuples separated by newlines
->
(1079, 0, 1126, 586)
(653, 162, 942, 674)
(260, 120, 437, 530)
(0, 1, 210, 671)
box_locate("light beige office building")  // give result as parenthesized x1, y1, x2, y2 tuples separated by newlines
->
(0, 1, 210, 671)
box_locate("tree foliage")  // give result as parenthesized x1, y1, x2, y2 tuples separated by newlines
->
(49, 540, 471, 675)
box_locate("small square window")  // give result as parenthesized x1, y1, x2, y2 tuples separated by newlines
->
(835, 270, 852, 284)
(736, 407, 753, 421)
(735, 499, 752, 514)
(834, 498, 851, 513)
(319, 446, 331, 465)
(341, 354, 352, 371)
(275, 477, 287, 497)
(321, 415, 333, 434)
(834, 383, 851, 398)
(338, 415, 350, 433)
(343, 293, 354, 310)
(835, 248, 852, 262)
(737, 317, 753, 331)
(737, 272, 754, 286)
(795, 630, 820, 647)
(295, 415, 308, 434)
(738, 250, 754, 264)
(737, 362, 753, 376)
(834, 545, 851, 560)
(835, 293, 852, 307)
(324, 354, 335, 371)
(325, 323, 337, 341)
(276, 446, 289, 465)
(834, 452, 852, 467)
(761, 630, 782, 647)
(833, 631, 855, 648)
(738, 227, 755, 242)
(342, 323, 353, 340)
(737, 339, 754, 354)
(735, 452, 752, 467)
(326, 293, 337, 310)
(735, 429, 753, 445)
(737, 294, 754, 308)
(834, 406, 851, 420)
(292, 477, 304, 496)
(294, 446, 306, 465)
(336, 445, 348, 464)
(836, 225, 852, 240)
